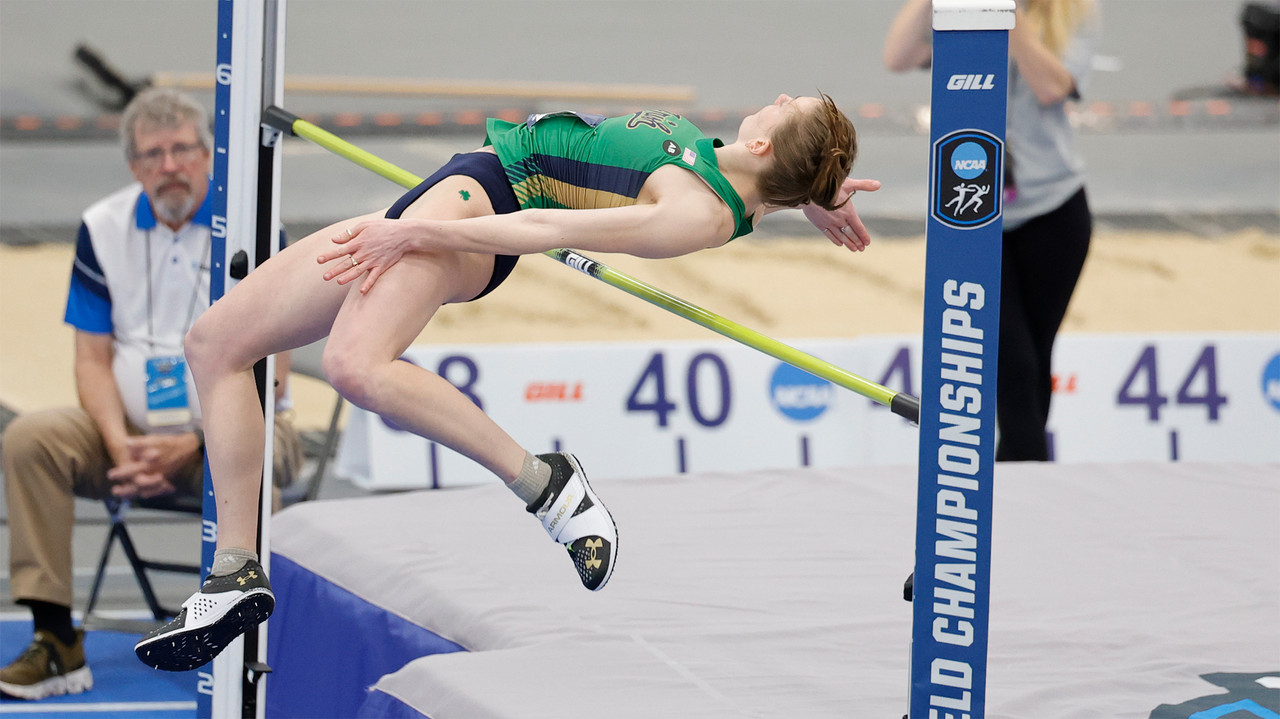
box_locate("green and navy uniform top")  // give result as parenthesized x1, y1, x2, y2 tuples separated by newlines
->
(485, 110, 753, 240)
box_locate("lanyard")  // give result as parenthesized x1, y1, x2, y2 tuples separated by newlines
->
(144, 227, 211, 355)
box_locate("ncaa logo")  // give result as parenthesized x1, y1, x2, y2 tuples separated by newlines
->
(951, 142, 987, 178)
(1262, 353, 1280, 413)
(770, 363, 834, 422)
(932, 129, 1003, 230)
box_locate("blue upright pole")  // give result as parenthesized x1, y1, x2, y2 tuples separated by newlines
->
(201, 3, 235, 716)
(206, 1, 284, 717)
(910, 2, 1013, 718)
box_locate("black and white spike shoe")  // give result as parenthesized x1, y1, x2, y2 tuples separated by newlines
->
(135, 559, 274, 672)
(529, 453, 618, 591)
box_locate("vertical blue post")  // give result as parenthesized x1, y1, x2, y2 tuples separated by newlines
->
(200, 2, 236, 717)
(910, 2, 1013, 718)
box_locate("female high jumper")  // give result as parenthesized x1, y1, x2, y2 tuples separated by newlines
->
(136, 93, 880, 671)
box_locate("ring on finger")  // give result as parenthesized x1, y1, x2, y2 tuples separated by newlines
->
(346, 228, 354, 238)
(840, 225, 852, 233)
(349, 255, 359, 268)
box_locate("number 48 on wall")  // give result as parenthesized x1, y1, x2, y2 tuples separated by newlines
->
(1116, 344, 1228, 423)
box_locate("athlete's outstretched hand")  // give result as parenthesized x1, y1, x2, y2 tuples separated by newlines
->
(318, 219, 420, 294)
(803, 177, 880, 253)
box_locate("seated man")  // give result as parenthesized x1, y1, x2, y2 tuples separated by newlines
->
(0, 87, 302, 701)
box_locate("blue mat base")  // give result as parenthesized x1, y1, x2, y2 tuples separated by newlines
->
(356, 689, 431, 719)
(266, 553, 465, 719)
(0, 617, 197, 718)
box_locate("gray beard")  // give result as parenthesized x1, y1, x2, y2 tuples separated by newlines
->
(153, 193, 197, 227)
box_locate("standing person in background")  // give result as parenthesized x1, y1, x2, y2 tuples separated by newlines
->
(0, 88, 302, 701)
(884, 0, 1099, 461)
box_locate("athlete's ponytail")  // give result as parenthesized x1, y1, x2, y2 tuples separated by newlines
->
(757, 92, 857, 212)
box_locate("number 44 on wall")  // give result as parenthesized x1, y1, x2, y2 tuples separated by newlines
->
(1115, 344, 1228, 461)
(1117, 344, 1228, 423)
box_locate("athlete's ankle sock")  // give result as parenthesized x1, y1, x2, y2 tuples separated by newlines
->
(24, 600, 76, 646)
(210, 548, 258, 577)
(507, 451, 551, 506)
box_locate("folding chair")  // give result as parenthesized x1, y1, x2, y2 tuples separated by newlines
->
(82, 494, 203, 624)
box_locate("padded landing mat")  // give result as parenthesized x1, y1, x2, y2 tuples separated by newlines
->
(269, 462, 1279, 718)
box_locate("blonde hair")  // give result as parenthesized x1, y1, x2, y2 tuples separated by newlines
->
(1022, 0, 1096, 57)
(757, 93, 857, 211)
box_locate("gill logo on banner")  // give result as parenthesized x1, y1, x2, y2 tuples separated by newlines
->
(947, 74, 996, 90)
(932, 129, 1004, 230)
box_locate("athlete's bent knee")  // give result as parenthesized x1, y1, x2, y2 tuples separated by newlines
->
(184, 311, 253, 378)
(184, 317, 216, 376)
(321, 347, 381, 410)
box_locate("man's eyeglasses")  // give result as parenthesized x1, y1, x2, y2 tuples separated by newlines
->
(132, 142, 206, 169)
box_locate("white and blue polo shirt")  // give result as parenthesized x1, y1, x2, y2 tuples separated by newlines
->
(64, 180, 213, 433)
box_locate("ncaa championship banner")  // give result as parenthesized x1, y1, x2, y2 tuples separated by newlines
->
(911, 2, 1014, 716)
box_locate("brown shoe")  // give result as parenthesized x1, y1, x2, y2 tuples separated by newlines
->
(0, 629, 93, 700)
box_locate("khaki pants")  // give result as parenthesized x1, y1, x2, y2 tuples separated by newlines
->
(2, 406, 303, 607)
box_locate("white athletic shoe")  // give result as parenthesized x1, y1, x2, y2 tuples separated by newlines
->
(529, 452, 618, 591)
(134, 559, 274, 672)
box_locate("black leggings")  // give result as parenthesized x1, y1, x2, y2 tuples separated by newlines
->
(996, 187, 1092, 461)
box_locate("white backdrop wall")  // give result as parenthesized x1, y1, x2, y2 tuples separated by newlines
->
(336, 333, 1280, 489)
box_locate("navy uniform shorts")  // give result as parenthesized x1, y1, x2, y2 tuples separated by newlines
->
(385, 151, 520, 302)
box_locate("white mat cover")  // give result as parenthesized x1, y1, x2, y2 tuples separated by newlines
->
(270, 462, 1279, 718)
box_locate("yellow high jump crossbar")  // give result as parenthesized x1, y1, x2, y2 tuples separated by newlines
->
(260, 106, 921, 424)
